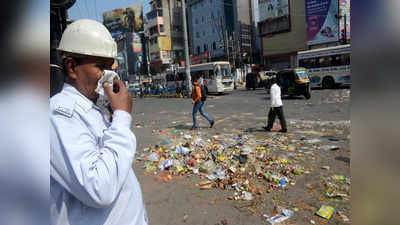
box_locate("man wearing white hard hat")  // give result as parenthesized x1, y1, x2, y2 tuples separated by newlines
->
(50, 19, 148, 225)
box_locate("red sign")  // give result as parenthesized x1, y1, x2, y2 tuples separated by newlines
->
(191, 54, 203, 65)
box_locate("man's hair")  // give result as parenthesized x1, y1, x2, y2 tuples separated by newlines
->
(270, 76, 278, 84)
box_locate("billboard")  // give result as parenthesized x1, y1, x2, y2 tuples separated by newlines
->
(259, 0, 289, 21)
(103, 2, 143, 35)
(339, 0, 350, 40)
(306, 0, 339, 45)
(258, 0, 290, 35)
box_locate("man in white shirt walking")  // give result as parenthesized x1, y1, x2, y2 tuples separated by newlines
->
(264, 76, 287, 133)
(50, 19, 148, 225)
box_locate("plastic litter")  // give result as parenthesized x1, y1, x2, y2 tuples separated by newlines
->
(316, 205, 335, 220)
(148, 152, 160, 162)
(241, 191, 253, 201)
(306, 139, 321, 144)
(279, 178, 287, 187)
(176, 146, 189, 155)
(159, 160, 173, 170)
(264, 208, 293, 225)
(322, 145, 339, 151)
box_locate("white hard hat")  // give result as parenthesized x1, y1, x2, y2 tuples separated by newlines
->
(57, 19, 117, 59)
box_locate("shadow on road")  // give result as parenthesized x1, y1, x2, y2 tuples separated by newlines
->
(169, 124, 192, 130)
(261, 95, 306, 101)
(335, 156, 350, 164)
(311, 85, 351, 91)
(243, 127, 266, 133)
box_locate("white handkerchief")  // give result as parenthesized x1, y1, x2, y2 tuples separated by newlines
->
(95, 70, 120, 96)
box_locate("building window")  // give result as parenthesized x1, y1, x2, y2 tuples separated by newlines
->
(202, 16, 204, 23)
(197, 46, 200, 54)
(213, 42, 216, 50)
(158, 10, 163, 17)
(203, 31, 205, 36)
(196, 32, 200, 38)
(204, 44, 207, 52)
(160, 24, 164, 32)
(211, 11, 214, 19)
(195, 18, 199, 24)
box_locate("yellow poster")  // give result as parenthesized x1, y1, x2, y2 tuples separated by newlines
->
(158, 36, 172, 51)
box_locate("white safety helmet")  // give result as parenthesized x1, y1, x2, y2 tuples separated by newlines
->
(57, 19, 117, 59)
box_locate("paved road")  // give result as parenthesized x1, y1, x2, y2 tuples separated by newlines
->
(130, 87, 351, 225)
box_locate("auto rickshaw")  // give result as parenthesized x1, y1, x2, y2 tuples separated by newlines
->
(260, 70, 278, 89)
(276, 67, 311, 99)
(246, 72, 258, 90)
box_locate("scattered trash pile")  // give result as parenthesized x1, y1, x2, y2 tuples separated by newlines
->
(322, 89, 351, 104)
(137, 131, 322, 201)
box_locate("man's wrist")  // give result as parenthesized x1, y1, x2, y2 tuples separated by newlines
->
(112, 110, 132, 128)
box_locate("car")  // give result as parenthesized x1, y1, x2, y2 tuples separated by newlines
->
(246, 72, 258, 90)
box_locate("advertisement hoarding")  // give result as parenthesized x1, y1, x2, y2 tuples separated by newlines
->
(259, 0, 289, 21)
(306, 0, 339, 45)
(258, 0, 290, 35)
(103, 2, 143, 35)
(339, 0, 350, 40)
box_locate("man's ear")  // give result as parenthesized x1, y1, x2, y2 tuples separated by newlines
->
(64, 58, 78, 80)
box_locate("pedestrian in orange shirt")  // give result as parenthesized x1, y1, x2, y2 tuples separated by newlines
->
(191, 73, 214, 130)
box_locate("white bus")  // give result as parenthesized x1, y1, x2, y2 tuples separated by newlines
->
(178, 61, 234, 94)
(297, 44, 351, 88)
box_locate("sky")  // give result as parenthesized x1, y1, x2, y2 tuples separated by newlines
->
(68, 0, 152, 23)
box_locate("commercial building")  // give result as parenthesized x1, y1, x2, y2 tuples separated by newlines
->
(258, 0, 351, 70)
(145, 0, 184, 73)
(258, 0, 307, 70)
(187, 0, 252, 66)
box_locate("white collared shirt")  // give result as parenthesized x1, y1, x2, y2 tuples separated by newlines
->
(50, 83, 148, 225)
(270, 83, 283, 107)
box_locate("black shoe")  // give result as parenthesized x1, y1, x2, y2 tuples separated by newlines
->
(190, 126, 197, 130)
(210, 121, 215, 128)
(263, 126, 271, 132)
(279, 129, 287, 133)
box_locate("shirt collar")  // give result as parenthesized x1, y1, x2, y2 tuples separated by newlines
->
(62, 83, 94, 112)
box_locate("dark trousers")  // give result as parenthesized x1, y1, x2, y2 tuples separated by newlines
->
(266, 106, 287, 131)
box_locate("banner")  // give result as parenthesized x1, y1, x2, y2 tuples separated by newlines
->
(339, 0, 350, 40)
(258, 0, 290, 35)
(103, 2, 143, 35)
(259, 0, 289, 21)
(306, 0, 339, 45)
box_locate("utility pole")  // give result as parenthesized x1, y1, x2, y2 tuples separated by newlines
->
(232, 32, 236, 70)
(343, 14, 347, 44)
(225, 29, 230, 63)
(182, 0, 192, 93)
